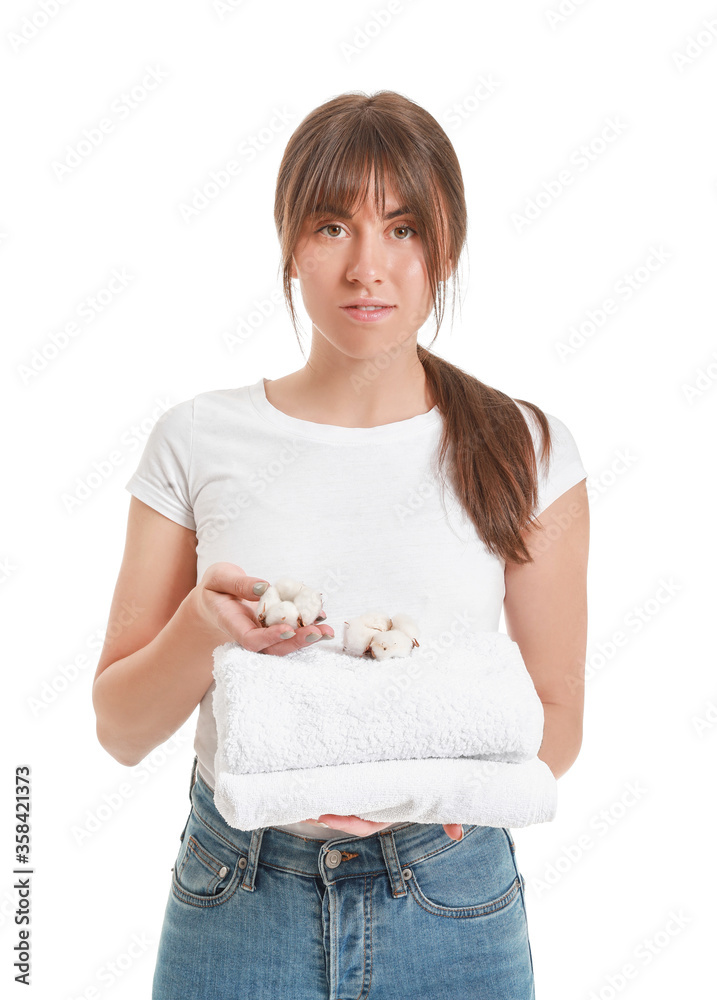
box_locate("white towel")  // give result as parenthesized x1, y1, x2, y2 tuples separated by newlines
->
(211, 630, 557, 831)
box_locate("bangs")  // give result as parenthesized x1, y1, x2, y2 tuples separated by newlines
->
(294, 134, 428, 230)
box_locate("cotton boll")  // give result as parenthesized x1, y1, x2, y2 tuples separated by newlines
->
(343, 610, 402, 656)
(273, 576, 304, 602)
(263, 600, 300, 628)
(357, 611, 392, 631)
(257, 584, 282, 620)
(389, 613, 420, 647)
(343, 619, 378, 656)
(293, 584, 323, 627)
(256, 578, 323, 628)
(369, 629, 415, 660)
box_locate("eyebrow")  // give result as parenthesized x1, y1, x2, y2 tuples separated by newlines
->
(308, 203, 414, 221)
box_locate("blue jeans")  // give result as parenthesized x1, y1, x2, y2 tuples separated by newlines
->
(152, 756, 535, 999)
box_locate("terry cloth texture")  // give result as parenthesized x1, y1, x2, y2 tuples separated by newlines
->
(211, 630, 558, 831)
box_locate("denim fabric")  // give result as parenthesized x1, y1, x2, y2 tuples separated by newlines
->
(152, 756, 535, 999)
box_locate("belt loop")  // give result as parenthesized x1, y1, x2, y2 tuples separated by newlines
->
(240, 828, 267, 892)
(379, 829, 408, 898)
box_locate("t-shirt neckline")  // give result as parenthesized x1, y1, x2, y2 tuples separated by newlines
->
(248, 377, 442, 444)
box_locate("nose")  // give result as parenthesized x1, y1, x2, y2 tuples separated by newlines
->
(344, 230, 387, 285)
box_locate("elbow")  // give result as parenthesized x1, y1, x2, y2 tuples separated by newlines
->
(94, 720, 143, 769)
(92, 679, 143, 768)
(110, 748, 144, 769)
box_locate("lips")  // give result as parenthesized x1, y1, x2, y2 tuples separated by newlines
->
(340, 304, 396, 323)
(341, 295, 394, 307)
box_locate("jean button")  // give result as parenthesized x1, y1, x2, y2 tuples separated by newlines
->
(325, 849, 343, 869)
(402, 868, 412, 880)
(238, 857, 247, 869)
(218, 866, 229, 878)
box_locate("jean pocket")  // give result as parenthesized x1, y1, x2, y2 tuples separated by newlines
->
(171, 810, 243, 908)
(406, 826, 521, 918)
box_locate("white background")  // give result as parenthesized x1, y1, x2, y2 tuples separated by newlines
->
(3, 0, 716, 997)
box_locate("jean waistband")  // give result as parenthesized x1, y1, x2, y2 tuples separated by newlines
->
(187, 756, 482, 891)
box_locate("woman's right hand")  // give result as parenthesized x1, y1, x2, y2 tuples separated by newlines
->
(192, 561, 334, 656)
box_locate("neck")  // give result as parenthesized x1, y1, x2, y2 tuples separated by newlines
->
(267, 359, 434, 428)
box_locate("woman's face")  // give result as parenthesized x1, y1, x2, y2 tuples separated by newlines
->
(290, 182, 438, 361)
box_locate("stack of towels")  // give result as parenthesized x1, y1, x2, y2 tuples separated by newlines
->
(211, 630, 557, 831)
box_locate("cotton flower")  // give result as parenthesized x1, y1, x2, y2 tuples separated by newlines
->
(292, 583, 323, 628)
(261, 598, 299, 629)
(369, 628, 415, 660)
(257, 577, 324, 628)
(356, 611, 392, 631)
(389, 613, 420, 646)
(272, 576, 303, 601)
(342, 610, 420, 659)
(343, 619, 380, 656)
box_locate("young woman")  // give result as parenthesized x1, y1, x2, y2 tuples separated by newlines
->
(92, 90, 589, 999)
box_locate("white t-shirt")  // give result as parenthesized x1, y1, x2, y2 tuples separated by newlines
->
(125, 376, 588, 839)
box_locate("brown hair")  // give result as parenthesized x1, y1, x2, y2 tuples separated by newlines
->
(273, 89, 554, 565)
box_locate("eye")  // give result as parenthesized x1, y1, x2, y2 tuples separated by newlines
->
(315, 223, 419, 240)
(316, 223, 348, 239)
(391, 225, 418, 241)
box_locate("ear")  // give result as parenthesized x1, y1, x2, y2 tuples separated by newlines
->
(290, 256, 298, 280)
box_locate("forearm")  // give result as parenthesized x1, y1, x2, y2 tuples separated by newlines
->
(537, 702, 583, 780)
(92, 589, 229, 768)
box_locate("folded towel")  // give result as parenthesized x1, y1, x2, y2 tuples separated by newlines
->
(211, 630, 557, 830)
(213, 756, 557, 830)
(213, 630, 546, 771)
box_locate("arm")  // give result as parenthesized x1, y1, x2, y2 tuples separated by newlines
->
(93, 498, 334, 768)
(503, 479, 589, 780)
(92, 496, 229, 767)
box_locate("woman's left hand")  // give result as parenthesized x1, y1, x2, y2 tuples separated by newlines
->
(305, 814, 463, 841)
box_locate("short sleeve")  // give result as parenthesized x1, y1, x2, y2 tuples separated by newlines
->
(517, 404, 588, 518)
(125, 399, 196, 530)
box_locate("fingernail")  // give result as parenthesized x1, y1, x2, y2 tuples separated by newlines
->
(280, 630, 296, 638)
(458, 826, 464, 840)
(253, 582, 269, 595)
(320, 633, 334, 640)
(305, 633, 321, 643)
